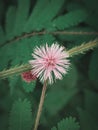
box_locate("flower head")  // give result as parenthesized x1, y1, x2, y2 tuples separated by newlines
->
(21, 71, 37, 83)
(29, 43, 70, 84)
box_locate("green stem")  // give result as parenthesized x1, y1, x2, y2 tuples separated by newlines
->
(0, 64, 31, 79)
(33, 80, 47, 130)
(0, 39, 98, 79)
(1, 31, 98, 47)
(68, 39, 98, 57)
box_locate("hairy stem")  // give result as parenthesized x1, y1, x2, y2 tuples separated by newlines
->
(33, 80, 47, 130)
(68, 39, 98, 57)
(0, 39, 98, 79)
(1, 31, 98, 47)
(0, 64, 31, 79)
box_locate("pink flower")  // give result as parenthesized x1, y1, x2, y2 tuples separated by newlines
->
(29, 43, 70, 84)
(21, 71, 37, 83)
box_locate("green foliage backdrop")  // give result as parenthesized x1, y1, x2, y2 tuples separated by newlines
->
(0, 0, 98, 130)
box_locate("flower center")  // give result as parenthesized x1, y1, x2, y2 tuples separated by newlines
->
(45, 58, 56, 68)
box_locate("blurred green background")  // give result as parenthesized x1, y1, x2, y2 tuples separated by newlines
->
(0, 0, 98, 130)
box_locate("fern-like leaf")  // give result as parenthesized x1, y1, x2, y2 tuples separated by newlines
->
(6, 6, 16, 39)
(9, 99, 32, 130)
(22, 80, 36, 93)
(24, 0, 66, 32)
(52, 9, 88, 30)
(51, 117, 80, 130)
(13, 0, 30, 36)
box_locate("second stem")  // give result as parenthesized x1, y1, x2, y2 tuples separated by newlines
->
(33, 80, 47, 130)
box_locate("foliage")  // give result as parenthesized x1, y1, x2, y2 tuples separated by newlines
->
(0, 0, 98, 130)
(51, 117, 80, 130)
(9, 99, 33, 130)
(52, 9, 88, 30)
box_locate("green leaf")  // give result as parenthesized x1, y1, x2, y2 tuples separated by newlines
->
(13, 0, 30, 35)
(22, 80, 36, 93)
(9, 99, 32, 130)
(8, 36, 39, 67)
(51, 117, 80, 130)
(6, 6, 16, 39)
(24, 0, 66, 31)
(52, 9, 88, 30)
